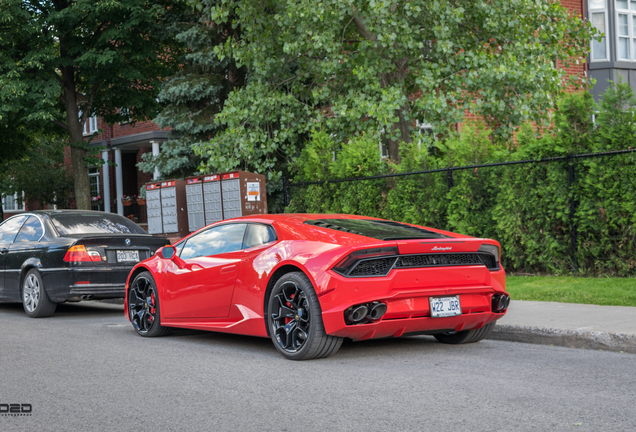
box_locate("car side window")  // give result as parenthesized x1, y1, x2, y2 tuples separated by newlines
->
(0, 215, 28, 244)
(243, 224, 277, 249)
(180, 224, 247, 260)
(15, 216, 44, 243)
(174, 242, 184, 257)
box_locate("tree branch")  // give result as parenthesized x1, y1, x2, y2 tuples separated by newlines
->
(341, 16, 355, 47)
(52, 69, 64, 86)
(351, 14, 377, 42)
(54, 120, 69, 131)
(27, 0, 49, 17)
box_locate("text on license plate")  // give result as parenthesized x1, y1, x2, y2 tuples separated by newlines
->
(429, 296, 462, 318)
(117, 250, 140, 263)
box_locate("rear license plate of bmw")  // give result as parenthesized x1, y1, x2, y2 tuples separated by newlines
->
(117, 250, 140, 263)
(429, 296, 462, 318)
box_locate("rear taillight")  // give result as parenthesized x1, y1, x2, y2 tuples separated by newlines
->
(333, 247, 398, 277)
(64, 245, 102, 263)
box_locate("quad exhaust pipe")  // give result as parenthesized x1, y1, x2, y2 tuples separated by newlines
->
(345, 302, 387, 324)
(368, 302, 387, 320)
(492, 294, 510, 313)
(347, 305, 369, 323)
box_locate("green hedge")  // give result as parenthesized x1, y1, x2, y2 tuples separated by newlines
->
(286, 84, 636, 276)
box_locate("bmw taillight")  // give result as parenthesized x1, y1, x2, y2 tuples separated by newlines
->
(63, 245, 102, 262)
(333, 247, 399, 277)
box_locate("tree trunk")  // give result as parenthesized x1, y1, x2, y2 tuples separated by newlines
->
(352, 14, 411, 163)
(386, 102, 412, 163)
(70, 145, 91, 210)
(61, 64, 91, 210)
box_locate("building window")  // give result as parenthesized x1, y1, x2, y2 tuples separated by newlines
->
(83, 116, 98, 135)
(379, 141, 389, 159)
(590, 1, 609, 62)
(2, 192, 25, 213)
(615, 0, 636, 61)
(88, 167, 101, 211)
(120, 108, 131, 124)
(417, 120, 433, 136)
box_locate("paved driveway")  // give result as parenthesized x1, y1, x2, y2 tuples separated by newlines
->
(1, 302, 635, 432)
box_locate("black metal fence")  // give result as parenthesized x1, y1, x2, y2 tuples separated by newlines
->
(282, 149, 636, 276)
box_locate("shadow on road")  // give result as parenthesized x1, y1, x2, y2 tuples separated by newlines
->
(0, 300, 124, 318)
(149, 325, 454, 360)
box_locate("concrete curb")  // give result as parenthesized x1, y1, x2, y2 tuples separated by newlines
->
(488, 324, 636, 354)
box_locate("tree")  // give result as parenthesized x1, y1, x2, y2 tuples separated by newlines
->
(194, 0, 595, 181)
(0, 138, 74, 210)
(138, 0, 245, 180)
(595, 80, 636, 150)
(0, 0, 185, 209)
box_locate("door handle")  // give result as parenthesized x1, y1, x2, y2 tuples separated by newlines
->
(220, 265, 236, 274)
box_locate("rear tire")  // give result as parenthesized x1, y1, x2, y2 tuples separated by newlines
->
(128, 271, 171, 337)
(22, 269, 57, 318)
(267, 272, 343, 360)
(434, 322, 496, 345)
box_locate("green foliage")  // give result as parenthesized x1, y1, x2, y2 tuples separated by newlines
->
(0, 138, 74, 208)
(595, 79, 636, 150)
(193, 0, 595, 179)
(0, 0, 186, 208)
(139, 0, 245, 180)
(295, 130, 336, 181)
(288, 86, 636, 276)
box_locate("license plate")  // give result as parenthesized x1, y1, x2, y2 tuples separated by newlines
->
(117, 250, 140, 263)
(429, 296, 462, 318)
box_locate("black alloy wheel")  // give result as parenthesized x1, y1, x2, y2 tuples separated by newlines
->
(271, 281, 311, 352)
(128, 271, 170, 337)
(267, 272, 342, 360)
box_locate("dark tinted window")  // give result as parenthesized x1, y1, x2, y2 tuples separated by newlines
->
(50, 213, 146, 235)
(15, 216, 44, 242)
(304, 219, 449, 240)
(0, 215, 28, 243)
(244, 224, 277, 249)
(180, 224, 247, 260)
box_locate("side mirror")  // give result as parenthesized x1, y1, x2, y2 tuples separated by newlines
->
(158, 246, 176, 259)
(158, 245, 187, 269)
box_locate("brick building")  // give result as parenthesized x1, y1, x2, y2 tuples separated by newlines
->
(84, 117, 169, 217)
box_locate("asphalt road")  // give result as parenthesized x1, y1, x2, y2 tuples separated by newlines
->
(1, 301, 635, 432)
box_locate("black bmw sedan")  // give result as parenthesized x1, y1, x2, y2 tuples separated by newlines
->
(0, 210, 169, 318)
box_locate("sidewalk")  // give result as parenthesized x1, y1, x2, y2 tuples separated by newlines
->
(488, 300, 636, 354)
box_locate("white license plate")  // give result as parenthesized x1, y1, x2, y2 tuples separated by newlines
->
(429, 296, 462, 318)
(117, 250, 140, 263)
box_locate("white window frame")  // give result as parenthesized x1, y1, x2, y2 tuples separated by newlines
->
(614, 0, 636, 62)
(379, 141, 389, 159)
(1, 192, 25, 213)
(88, 167, 100, 198)
(120, 107, 131, 124)
(88, 167, 101, 211)
(589, 1, 610, 62)
(378, 128, 389, 160)
(80, 111, 98, 135)
(416, 119, 434, 149)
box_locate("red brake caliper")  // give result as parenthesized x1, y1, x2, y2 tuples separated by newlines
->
(284, 293, 294, 324)
(150, 293, 156, 316)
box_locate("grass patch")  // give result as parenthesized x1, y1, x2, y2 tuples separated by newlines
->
(506, 276, 636, 307)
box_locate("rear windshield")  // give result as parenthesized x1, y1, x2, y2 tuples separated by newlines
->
(50, 213, 147, 235)
(304, 219, 449, 240)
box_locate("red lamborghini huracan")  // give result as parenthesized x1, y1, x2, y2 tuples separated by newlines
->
(125, 214, 509, 360)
